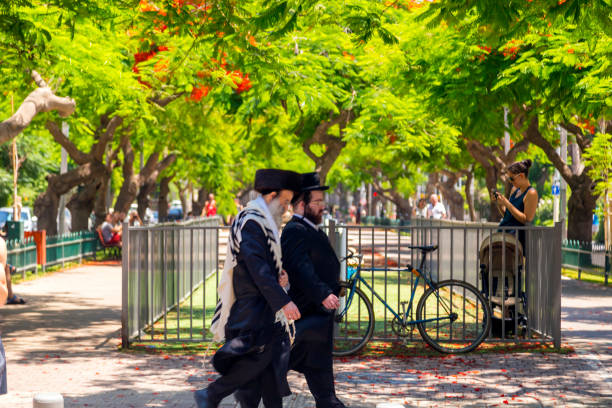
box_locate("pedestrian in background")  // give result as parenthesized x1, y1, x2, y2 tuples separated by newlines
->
(0, 237, 10, 396)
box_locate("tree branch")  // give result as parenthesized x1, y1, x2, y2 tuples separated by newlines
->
(149, 93, 184, 107)
(92, 116, 123, 160)
(523, 116, 575, 184)
(560, 122, 590, 153)
(0, 70, 76, 145)
(45, 120, 91, 165)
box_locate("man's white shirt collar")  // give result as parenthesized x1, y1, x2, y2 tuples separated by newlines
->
(294, 214, 320, 230)
(255, 196, 280, 242)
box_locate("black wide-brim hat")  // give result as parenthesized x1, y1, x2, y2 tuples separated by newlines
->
(300, 172, 329, 192)
(254, 169, 301, 193)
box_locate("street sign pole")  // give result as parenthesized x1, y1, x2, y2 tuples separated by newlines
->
(504, 107, 510, 154)
(58, 122, 69, 235)
(559, 126, 567, 239)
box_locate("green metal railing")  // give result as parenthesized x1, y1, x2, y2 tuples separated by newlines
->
(562, 240, 611, 285)
(45, 231, 100, 268)
(6, 237, 38, 278)
(6, 230, 101, 276)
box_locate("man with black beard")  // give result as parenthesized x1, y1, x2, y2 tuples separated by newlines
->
(280, 172, 345, 408)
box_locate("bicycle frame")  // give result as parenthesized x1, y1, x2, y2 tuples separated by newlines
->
(339, 252, 453, 326)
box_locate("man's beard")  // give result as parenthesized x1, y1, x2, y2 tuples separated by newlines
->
(304, 202, 323, 225)
(267, 198, 284, 227)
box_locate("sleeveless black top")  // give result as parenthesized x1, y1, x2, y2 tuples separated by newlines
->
(499, 186, 532, 227)
(499, 186, 532, 250)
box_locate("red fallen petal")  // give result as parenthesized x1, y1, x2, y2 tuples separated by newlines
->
(134, 367, 140, 370)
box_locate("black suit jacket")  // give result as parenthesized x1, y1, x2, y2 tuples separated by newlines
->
(281, 216, 341, 316)
(226, 220, 292, 336)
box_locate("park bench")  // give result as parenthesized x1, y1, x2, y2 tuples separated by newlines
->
(96, 227, 121, 259)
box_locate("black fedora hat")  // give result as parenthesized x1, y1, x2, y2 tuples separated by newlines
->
(254, 169, 301, 193)
(300, 172, 329, 192)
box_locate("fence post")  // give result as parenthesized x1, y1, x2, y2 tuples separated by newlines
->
(605, 247, 610, 286)
(328, 219, 337, 253)
(552, 222, 562, 348)
(121, 221, 129, 349)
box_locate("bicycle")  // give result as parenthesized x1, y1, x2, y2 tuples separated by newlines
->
(333, 245, 491, 356)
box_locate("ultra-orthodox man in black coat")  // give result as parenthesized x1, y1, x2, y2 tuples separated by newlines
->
(194, 169, 301, 408)
(280, 172, 345, 408)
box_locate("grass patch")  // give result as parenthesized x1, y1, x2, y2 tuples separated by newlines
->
(562, 268, 609, 286)
(130, 269, 513, 357)
(350, 340, 574, 359)
(140, 271, 220, 341)
(125, 339, 570, 359)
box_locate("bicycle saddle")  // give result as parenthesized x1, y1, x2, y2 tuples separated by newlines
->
(407, 245, 438, 253)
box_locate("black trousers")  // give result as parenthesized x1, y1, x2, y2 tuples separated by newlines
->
(205, 334, 290, 406)
(236, 314, 344, 408)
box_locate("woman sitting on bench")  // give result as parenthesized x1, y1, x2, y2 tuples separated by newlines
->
(101, 212, 123, 248)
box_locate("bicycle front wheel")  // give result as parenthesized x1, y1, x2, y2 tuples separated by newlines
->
(333, 282, 374, 357)
(416, 279, 491, 353)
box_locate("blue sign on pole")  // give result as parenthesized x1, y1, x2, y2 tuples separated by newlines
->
(552, 184, 560, 195)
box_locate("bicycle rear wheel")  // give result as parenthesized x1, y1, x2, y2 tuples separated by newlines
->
(416, 279, 491, 353)
(333, 282, 374, 357)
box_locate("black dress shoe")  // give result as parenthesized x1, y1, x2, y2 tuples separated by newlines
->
(194, 389, 218, 408)
(316, 396, 346, 408)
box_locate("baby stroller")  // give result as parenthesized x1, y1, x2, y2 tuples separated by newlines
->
(479, 232, 527, 338)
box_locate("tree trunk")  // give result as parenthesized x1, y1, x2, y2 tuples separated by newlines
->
(67, 182, 100, 231)
(158, 176, 172, 222)
(485, 167, 503, 222)
(437, 172, 464, 221)
(35, 162, 106, 235)
(176, 181, 189, 215)
(93, 177, 110, 228)
(464, 169, 476, 221)
(425, 173, 437, 196)
(567, 176, 598, 241)
(137, 181, 156, 221)
(192, 187, 207, 216)
(34, 192, 60, 236)
(113, 140, 176, 215)
(312, 140, 344, 184)
(300, 109, 353, 185)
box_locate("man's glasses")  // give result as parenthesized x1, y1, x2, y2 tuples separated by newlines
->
(310, 199, 325, 207)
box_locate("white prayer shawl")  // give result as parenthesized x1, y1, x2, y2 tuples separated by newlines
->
(210, 197, 294, 343)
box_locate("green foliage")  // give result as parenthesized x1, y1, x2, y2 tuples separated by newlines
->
(583, 132, 612, 196)
(0, 131, 60, 206)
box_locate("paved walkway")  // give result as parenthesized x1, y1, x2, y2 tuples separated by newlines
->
(0, 265, 611, 407)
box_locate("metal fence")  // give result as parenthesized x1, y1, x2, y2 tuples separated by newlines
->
(45, 231, 99, 268)
(6, 237, 38, 277)
(562, 240, 610, 285)
(6, 231, 100, 277)
(122, 217, 562, 348)
(409, 218, 562, 346)
(122, 217, 223, 345)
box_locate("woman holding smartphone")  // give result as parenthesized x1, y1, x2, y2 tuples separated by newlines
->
(492, 159, 539, 249)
